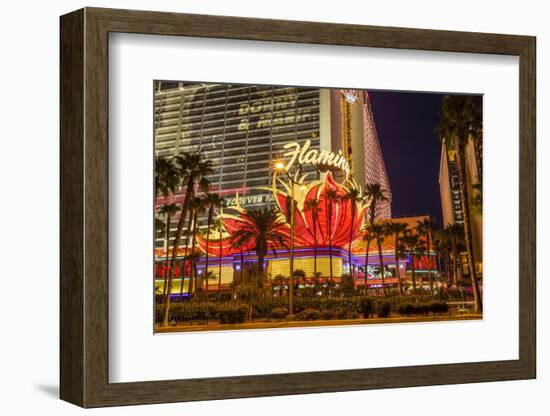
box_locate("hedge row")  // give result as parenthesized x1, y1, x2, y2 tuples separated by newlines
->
(156, 297, 450, 324)
(156, 303, 248, 324)
(396, 301, 449, 316)
(251, 296, 378, 319)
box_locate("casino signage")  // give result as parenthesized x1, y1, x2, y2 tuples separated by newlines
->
(282, 139, 350, 177)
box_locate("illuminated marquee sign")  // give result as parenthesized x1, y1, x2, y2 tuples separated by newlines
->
(282, 139, 350, 177)
(226, 193, 275, 207)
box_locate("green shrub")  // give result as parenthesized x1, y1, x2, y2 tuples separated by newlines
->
(218, 305, 247, 324)
(414, 303, 430, 315)
(333, 308, 350, 320)
(428, 301, 449, 314)
(270, 307, 288, 320)
(377, 301, 392, 318)
(396, 302, 415, 316)
(297, 308, 320, 321)
(155, 303, 165, 323)
(359, 298, 375, 318)
(319, 310, 336, 320)
(346, 311, 361, 319)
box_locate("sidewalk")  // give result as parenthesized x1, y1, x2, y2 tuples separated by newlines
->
(156, 314, 482, 333)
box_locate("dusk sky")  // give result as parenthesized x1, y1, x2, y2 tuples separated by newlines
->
(368, 91, 444, 226)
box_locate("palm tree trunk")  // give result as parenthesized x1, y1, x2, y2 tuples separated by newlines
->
(394, 235, 401, 295)
(218, 228, 223, 291)
(162, 189, 192, 326)
(257, 256, 264, 281)
(445, 250, 452, 287)
(180, 206, 195, 297)
(205, 206, 213, 294)
(364, 238, 371, 295)
(162, 212, 171, 297)
(411, 250, 417, 293)
(327, 202, 334, 285)
(240, 248, 244, 294)
(456, 142, 482, 313)
(426, 232, 433, 291)
(451, 239, 458, 286)
(348, 205, 355, 281)
(313, 211, 318, 282)
(377, 240, 386, 296)
(190, 209, 199, 294)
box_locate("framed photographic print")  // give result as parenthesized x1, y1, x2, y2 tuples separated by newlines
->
(60, 7, 536, 408)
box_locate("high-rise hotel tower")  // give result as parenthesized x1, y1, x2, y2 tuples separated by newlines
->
(154, 81, 391, 251)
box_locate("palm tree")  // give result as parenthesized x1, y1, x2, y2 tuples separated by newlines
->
(155, 155, 179, 199)
(471, 183, 482, 216)
(446, 223, 465, 287)
(362, 223, 374, 294)
(213, 217, 225, 291)
(371, 222, 389, 295)
(293, 269, 307, 294)
(431, 227, 446, 287)
(158, 203, 179, 296)
(386, 221, 409, 295)
(417, 217, 436, 291)
(230, 207, 288, 283)
(163, 152, 213, 327)
(343, 187, 363, 280)
(364, 183, 388, 225)
(414, 238, 427, 291)
(229, 239, 246, 295)
(203, 193, 224, 294)
(187, 196, 207, 296)
(325, 188, 340, 283)
(362, 183, 387, 293)
(438, 95, 482, 313)
(154, 156, 179, 301)
(401, 232, 420, 293)
(304, 198, 321, 283)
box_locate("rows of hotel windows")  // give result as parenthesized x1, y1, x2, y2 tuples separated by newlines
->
(155, 82, 320, 191)
(154, 81, 321, 248)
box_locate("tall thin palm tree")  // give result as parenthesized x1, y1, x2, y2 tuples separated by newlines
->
(386, 221, 409, 295)
(325, 188, 340, 283)
(155, 155, 179, 199)
(431, 227, 445, 287)
(371, 222, 389, 295)
(203, 193, 224, 294)
(362, 183, 387, 293)
(414, 238, 427, 291)
(343, 187, 363, 280)
(187, 196, 207, 296)
(154, 156, 179, 300)
(446, 223, 465, 287)
(211, 217, 225, 291)
(438, 95, 482, 313)
(163, 152, 213, 327)
(417, 217, 436, 291)
(401, 232, 420, 293)
(362, 223, 374, 293)
(304, 198, 321, 282)
(179, 196, 197, 297)
(364, 183, 388, 225)
(158, 203, 179, 296)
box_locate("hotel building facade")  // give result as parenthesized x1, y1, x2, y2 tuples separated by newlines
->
(438, 137, 483, 280)
(154, 81, 402, 294)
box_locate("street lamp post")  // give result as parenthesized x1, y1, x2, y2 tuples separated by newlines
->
(289, 179, 296, 316)
(274, 160, 304, 318)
